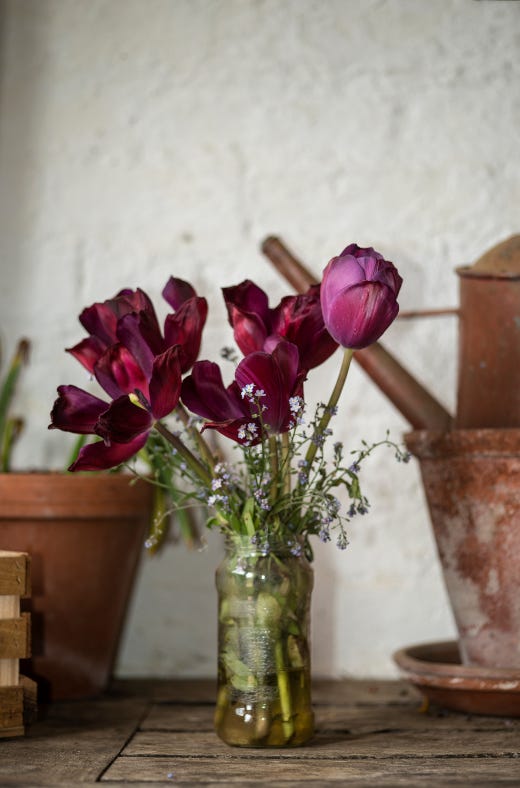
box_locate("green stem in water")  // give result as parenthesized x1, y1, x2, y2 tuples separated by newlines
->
(274, 637, 294, 742)
(154, 420, 212, 486)
(304, 348, 354, 473)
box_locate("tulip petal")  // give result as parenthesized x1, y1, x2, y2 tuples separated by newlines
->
(163, 297, 208, 372)
(149, 346, 182, 419)
(325, 282, 399, 349)
(117, 287, 160, 322)
(339, 243, 384, 260)
(66, 336, 107, 374)
(182, 361, 245, 422)
(162, 277, 197, 310)
(116, 312, 161, 379)
(96, 395, 153, 444)
(69, 433, 149, 472)
(235, 341, 301, 433)
(226, 306, 268, 356)
(223, 280, 270, 322)
(201, 417, 263, 446)
(49, 385, 108, 434)
(272, 286, 338, 370)
(222, 281, 270, 356)
(94, 344, 149, 400)
(321, 256, 365, 316)
(79, 301, 118, 345)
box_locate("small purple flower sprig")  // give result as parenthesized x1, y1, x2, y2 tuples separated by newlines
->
(49, 243, 408, 556)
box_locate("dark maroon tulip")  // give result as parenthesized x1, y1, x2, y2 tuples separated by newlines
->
(268, 286, 338, 370)
(68, 279, 207, 385)
(320, 244, 402, 349)
(76, 288, 160, 356)
(49, 385, 108, 434)
(49, 346, 182, 471)
(116, 281, 208, 375)
(222, 280, 337, 371)
(182, 341, 304, 444)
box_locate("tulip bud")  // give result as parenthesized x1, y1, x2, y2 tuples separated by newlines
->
(320, 244, 402, 349)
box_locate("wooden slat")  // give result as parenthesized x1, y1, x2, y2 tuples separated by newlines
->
(122, 728, 520, 759)
(0, 614, 30, 658)
(0, 552, 30, 596)
(101, 755, 520, 784)
(0, 595, 19, 686)
(0, 685, 23, 730)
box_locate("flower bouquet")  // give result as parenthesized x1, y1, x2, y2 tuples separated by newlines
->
(50, 243, 406, 746)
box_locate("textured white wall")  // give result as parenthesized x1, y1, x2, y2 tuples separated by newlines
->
(0, 0, 518, 678)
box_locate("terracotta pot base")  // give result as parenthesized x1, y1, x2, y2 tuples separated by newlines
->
(394, 640, 520, 717)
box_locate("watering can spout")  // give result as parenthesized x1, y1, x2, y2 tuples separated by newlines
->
(261, 236, 453, 431)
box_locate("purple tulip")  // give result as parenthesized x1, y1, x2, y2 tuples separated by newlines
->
(320, 244, 402, 349)
(181, 341, 305, 445)
(222, 281, 337, 371)
(49, 346, 182, 471)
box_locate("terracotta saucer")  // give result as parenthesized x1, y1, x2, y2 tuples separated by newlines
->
(393, 640, 520, 717)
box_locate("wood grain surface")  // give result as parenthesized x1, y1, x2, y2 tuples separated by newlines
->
(0, 679, 517, 785)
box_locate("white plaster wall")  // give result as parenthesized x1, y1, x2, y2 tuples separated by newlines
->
(0, 0, 518, 678)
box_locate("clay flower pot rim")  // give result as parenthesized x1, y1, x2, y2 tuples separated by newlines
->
(0, 472, 154, 519)
(393, 641, 520, 716)
(404, 428, 520, 459)
(394, 641, 520, 686)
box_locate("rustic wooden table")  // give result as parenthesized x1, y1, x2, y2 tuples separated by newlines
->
(1, 679, 518, 785)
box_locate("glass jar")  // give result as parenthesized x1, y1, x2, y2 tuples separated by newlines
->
(214, 534, 314, 747)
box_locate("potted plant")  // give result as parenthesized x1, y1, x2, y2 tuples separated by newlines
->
(0, 338, 154, 700)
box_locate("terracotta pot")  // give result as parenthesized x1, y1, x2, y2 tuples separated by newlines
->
(405, 429, 520, 669)
(0, 473, 153, 699)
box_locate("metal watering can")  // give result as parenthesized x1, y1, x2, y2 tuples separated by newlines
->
(263, 234, 520, 670)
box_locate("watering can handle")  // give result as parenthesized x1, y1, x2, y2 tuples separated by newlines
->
(261, 236, 453, 431)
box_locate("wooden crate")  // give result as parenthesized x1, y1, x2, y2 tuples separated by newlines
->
(0, 550, 37, 737)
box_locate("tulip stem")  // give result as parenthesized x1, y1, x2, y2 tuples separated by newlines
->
(304, 348, 354, 473)
(154, 420, 212, 486)
(269, 435, 279, 505)
(281, 431, 291, 497)
(175, 402, 216, 470)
